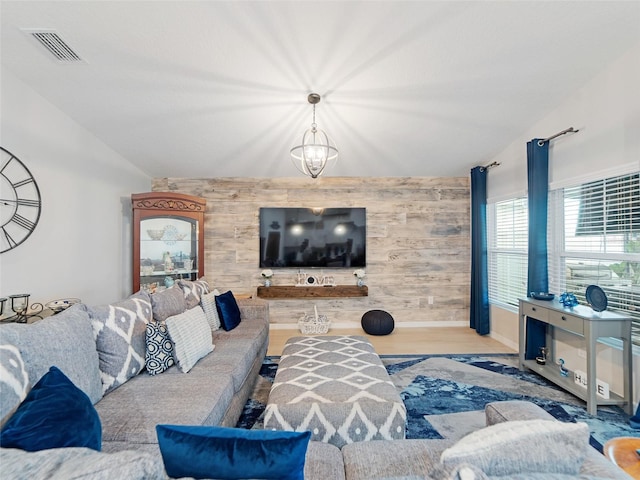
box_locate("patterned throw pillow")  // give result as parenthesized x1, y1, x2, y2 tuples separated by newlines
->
(165, 306, 213, 373)
(178, 278, 210, 310)
(150, 286, 186, 322)
(88, 291, 152, 394)
(200, 289, 221, 331)
(0, 345, 29, 427)
(1, 304, 103, 405)
(145, 322, 174, 375)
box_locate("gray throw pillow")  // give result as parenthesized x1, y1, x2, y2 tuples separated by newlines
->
(88, 291, 152, 394)
(0, 344, 29, 427)
(178, 278, 210, 310)
(440, 419, 589, 477)
(150, 286, 186, 322)
(0, 304, 103, 404)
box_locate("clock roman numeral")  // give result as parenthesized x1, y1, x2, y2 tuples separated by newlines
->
(16, 198, 41, 208)
(0, 155, 15, 174)
(13, 178, 35, 188)
(1, 227, 17, 249)
(11, 214, 35, 231)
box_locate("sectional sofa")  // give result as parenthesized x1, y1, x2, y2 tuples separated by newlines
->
(0, 281, 632, 479)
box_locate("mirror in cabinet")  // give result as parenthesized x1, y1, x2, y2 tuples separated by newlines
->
(132, 192, 205, 294)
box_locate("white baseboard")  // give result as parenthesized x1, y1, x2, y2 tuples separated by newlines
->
(269, 321, 468, 330)
(490, 331, 518, 351)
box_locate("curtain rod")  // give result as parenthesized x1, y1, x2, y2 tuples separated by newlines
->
(479, 161, 500, 172)
(537, 127, 579, 146)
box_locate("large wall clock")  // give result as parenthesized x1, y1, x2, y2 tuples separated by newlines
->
(0, 147, 42, 253)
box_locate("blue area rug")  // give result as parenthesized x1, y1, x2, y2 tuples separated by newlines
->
(237, 354, 638, 452)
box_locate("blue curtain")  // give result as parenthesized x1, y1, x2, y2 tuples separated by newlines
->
(631, 403, 640, 429)
(470, 166, 489, 335)
(525, 139, 549, 359)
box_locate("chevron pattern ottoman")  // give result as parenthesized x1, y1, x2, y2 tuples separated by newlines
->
(263, 335, 406, 447)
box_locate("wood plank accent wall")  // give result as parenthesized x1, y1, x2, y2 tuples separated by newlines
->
(152, 177, 470, 327)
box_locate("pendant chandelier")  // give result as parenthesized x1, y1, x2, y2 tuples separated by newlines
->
(290, 93, 338, 179)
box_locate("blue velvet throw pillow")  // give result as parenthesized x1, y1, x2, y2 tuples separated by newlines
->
(156, 424, 311, 480)
(0, 366, 102, 452)
(215, 290, 242, 331)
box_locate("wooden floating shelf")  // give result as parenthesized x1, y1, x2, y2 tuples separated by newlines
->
(256, 285, 368, 299)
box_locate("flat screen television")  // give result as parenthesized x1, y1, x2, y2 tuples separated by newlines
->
(259, 207, 366, 268)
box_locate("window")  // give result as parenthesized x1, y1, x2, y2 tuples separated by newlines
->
(488, 172, 640, 346)
(552, 173, 639, 345)
(488, 197, 528, 309)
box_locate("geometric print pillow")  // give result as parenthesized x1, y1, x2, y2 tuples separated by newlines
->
(0, 344, 29, 427)
(178, 278, 210, 310)
(145, 322, 174, 375)
(88, 291, 153, 394)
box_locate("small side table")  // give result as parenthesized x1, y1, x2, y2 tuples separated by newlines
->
(603, 437, 640, 478)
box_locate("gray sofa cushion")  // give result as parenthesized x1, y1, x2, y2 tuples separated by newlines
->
(0, 344, 29, 426)
(0, 447, 166, 480)
(342, 438, 454, 480)
(210, 319, 269, 392)
(304, 442, 346, 480)
(485, 400, 555, 425)
(96, 366, 234, 445)
(88, 291, 152, 394)
(0, 304, 102, 404)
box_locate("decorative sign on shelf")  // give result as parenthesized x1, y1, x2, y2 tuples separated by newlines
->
(574, 369, 610, 399)
(295, 272, 336, 287)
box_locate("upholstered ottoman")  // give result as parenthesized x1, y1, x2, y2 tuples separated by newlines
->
(264, 335, 406, 447)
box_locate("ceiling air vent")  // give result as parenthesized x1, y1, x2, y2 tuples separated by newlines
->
(22, 29, 83, 63)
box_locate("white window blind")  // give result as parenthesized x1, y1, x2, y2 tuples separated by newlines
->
(552, 172, 640, 345)
(488, 171, 639, 346)
(488, 197, 528, 309)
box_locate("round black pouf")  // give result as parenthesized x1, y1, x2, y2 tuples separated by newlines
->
(361, 310, 395, 336)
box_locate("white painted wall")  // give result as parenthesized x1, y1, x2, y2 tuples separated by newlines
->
(0, 69, 151, 306)
(487, 42, 640, 202)
(485, 42, 640, 409)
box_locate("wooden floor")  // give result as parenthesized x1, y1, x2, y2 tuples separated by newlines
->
(267, 326, 516, 356)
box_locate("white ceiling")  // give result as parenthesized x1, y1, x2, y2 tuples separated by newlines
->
(1, 1, 639, 179)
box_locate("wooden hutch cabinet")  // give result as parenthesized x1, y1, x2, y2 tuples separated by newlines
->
(131, 192, 205, 293)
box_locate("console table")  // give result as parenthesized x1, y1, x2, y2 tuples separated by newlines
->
(518, 298, 634, 415)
